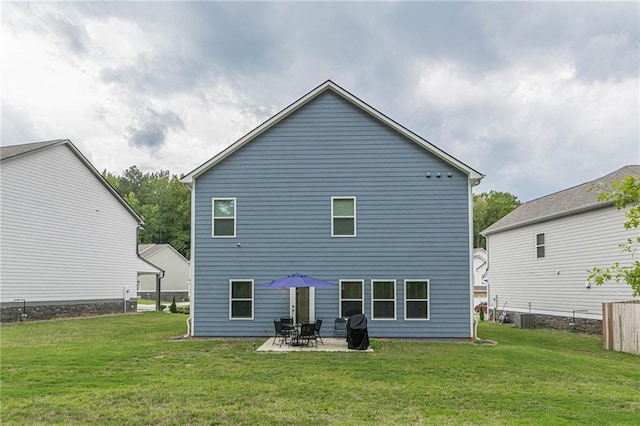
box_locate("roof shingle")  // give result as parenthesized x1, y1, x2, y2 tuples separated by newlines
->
(482, 165, 640, 235)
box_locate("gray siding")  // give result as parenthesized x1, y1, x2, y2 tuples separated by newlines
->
(193, 91, 471, 338)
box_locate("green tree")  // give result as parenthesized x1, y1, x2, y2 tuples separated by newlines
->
(102, 167, 191, 258)
(473, 191, 521, 248)
(588, 175, 640, 297)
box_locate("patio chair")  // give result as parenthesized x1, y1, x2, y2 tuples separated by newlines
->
(314, 318, 324, 345)
(298, 322, 317, 347)
(334, 317, 347, 338)
(280, 316, 294, 332)
(273, 319, 291, 347)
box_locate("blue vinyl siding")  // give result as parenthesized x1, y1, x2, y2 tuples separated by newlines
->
(192, 90, 472, 338)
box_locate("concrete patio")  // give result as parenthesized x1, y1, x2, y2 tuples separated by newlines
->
(256, 337, 373, 352)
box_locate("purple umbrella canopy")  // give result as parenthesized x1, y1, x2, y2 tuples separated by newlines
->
(259, 273, 336, 289)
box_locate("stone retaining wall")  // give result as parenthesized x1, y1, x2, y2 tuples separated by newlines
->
(497, 310, 602, 335)
(0, 300, 137, 323)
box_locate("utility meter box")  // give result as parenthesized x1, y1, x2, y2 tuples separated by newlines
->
(515, 313, 535, 329)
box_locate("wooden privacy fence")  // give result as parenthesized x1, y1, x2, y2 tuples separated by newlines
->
(602, 301, 640, 356)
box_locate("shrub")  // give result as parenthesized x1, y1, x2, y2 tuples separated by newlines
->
(479, 307, 485, 321)
(169, 296, 177, 313)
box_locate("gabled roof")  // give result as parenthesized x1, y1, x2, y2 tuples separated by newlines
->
(1, 139, 145, 224)
(181, 80, 483, 186)
(482, 165, 640, 235)
(0, 139, 66, 160)
(138, 243, 189, 262)
(139, 244, 164, 257)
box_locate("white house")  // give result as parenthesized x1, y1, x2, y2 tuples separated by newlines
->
(472, 248, 488, 305)
(482, 165, 638, 333)
(0, 139, 161, 322)
(138, 244, 190, 302)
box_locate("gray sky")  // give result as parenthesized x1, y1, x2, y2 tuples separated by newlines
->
(2, 1, 638, 201)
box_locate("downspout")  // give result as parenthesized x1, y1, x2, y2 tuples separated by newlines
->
(468, 178, 476, 340)
(186, 179, 196, 337)
(155, 270, 165, 311)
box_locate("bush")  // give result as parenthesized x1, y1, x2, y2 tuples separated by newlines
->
(158, 304, 166, 311)
(169, 296, 177, 313)
(176, 306, 190, 315)
(479, 307, 485, 321)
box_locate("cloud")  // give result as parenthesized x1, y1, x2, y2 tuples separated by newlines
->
(127, 109, 185, 150)
(2, 1, 638, 201)
(0, 102, 40, 144)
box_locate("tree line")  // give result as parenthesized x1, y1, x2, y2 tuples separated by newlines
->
(103, 166, 522, 258)
(103, 166, 191, 258)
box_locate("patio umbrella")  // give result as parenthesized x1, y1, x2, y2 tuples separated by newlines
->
(259, 273, 336, 289)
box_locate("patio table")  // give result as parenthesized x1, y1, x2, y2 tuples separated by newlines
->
(287, 323, 314, 347)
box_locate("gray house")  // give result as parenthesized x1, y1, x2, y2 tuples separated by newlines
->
(182, 81, 483, 338)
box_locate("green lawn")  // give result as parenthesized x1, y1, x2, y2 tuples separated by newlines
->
(1, 314, 638, 425)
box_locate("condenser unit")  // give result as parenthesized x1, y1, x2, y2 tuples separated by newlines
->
(515, 313, 535, 329)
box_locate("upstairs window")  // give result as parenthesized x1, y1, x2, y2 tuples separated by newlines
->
(372, 280, 396, 320)
(536, 233, 545, 258)
(213, 198, 236, 237)
(332, 197, 356, 237)
(405, 280, 430, 320)
(340, 280, 363, 317)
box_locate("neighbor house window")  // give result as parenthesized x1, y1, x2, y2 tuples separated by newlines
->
(229, 280, 253, 319)
(332, 197, 356, 237)
(536, 233, 545, 258)
(213, 198, 236, 237)
(404, 280, 430, 320)
(340, 280, 363, 317)
(372, 280, 396, 320)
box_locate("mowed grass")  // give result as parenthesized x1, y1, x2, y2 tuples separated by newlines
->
(1, 313, 639, 425)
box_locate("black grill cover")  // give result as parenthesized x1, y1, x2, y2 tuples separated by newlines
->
(346, 314, 369, 350)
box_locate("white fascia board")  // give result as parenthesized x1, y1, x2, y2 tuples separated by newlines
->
(63, 140, 146, 224)
(181, 81, 484, 186)
(481, 201, 614, 236)
(181, 81, 334, 185)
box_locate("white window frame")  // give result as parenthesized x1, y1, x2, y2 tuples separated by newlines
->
(331, 196, 357, 237)
(536, 233, 545, 259)
(371, 279, 397, 320)
(212, 198, 236, 238)
(404, 279, 430, 321)
(339, 279, 364, 318)
(229, 279, 254, 320)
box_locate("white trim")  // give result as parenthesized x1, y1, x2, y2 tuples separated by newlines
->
(181, 81, 483, 186)
(212, 198, 236, 238)
(229, 279, 254, 320)
(404, 279, 431, 321)
(371, 279, 397, 320)
(339, 279, 364, 317)
(331, 196, 357, 237)
(289, 287, 316, 322)
(189, 181, 196, 335)
(468, 182, 475, 337)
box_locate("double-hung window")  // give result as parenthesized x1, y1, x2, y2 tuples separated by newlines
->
(404, 280, 430, 320)
(371, 280, 396, 320)
(213, 198, 236, 237)
(536, 233, 545, 258)
(340, 280, 363, 317)
(332, 197, 356, 237)
(229, 280, 253, 319)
